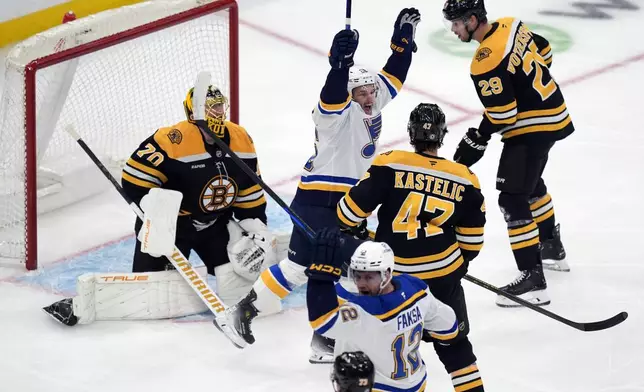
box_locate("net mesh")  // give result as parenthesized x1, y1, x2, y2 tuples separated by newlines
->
(0, 0, 234, 265)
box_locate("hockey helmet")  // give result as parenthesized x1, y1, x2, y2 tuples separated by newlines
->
(183, 85, 229, 123)
(331, 351, 375, 392)
(407, 103, 448, 147)
(348, 68, 378, 96)
(349, 241, 395, 291)
(442, 0, 487, 22)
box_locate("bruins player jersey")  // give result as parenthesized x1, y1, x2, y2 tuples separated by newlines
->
(471, 17, 574, 142)
(337, 151, 486, 280)
(121, 120, 267, 224)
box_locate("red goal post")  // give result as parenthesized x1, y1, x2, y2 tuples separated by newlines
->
(0, 0, 239, 270)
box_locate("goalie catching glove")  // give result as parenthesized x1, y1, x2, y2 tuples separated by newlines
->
(226, 218, 278, 281)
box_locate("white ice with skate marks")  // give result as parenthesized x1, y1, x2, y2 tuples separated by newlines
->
(1, 0, 644, 391)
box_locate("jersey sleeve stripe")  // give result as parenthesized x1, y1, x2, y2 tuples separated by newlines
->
(337, 203, 359, 227)
(121, 172, 159, 189)
(126, 158, 168, 183)
(343, 194, 369, 218)
(238, 184, 262, 197)
(318, 95, 352, 115)
(486, 101, 517, 114)
(376, 290, 427, 321)
(259, 266, 292, 299)
(236, 190, 264, 203)
(485, 110, 517, 125)
(234, 196, 266, 209)
(455, 227, 484, 235)
(429, 319, 459, 341)
(310, 306, 339, 329)
(122, 165, 164, 186)
(378, 70, 403, 96)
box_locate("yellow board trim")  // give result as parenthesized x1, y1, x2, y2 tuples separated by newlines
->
(0, 0, 145, 48)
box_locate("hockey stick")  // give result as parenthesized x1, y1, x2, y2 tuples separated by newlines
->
(463, 274, 628, 332)
(64, 125, 248, 348)
(190, 73, 629, 332)
(345, 0, 352, 30)
(192, 72, 316, 241)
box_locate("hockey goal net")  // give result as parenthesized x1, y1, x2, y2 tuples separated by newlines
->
(0, 0, 239, 270)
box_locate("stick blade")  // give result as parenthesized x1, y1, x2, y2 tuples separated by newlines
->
(581, 311, 628, 332)
(192, 71, 211, 121)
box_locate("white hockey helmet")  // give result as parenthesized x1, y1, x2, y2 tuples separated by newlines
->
(348, 68, 378, 96)
(349, 241, 395, 291)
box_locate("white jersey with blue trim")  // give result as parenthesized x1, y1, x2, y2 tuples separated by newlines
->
(312, 275, 458, 392)
(296, 70, 401, 207)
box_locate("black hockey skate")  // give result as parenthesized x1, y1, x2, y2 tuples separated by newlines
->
(541, 224, 570, 272)
(213, 289, 259, 349)
(43, 298, 78, 326)
(496, 267, 550, 308)
(309, 332, 335, 364)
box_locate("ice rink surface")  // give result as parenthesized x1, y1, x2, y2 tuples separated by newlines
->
(1, 0, 643, 391)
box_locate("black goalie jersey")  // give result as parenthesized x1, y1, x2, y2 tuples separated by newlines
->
(121, 120, 267, 225)
(337, 151, 486, 281)
(471, 17, 574, 142)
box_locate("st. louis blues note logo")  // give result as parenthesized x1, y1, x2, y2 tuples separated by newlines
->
(361, 113, 382, 159)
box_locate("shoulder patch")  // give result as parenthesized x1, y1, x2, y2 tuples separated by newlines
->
(167, 128, 183, 144)
(475, 47, 492, 62)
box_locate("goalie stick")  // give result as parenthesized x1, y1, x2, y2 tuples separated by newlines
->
(191, 71, 629, 333)
(63, 125, 249, 349)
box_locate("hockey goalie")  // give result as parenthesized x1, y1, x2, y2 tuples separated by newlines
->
(43, 82, 286, 326)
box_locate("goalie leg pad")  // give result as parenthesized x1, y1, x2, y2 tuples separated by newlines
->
(72, 268, 209, 324)
(215, 263, 254, 306)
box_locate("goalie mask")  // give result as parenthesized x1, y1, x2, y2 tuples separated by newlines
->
(183, 85, 230, 137)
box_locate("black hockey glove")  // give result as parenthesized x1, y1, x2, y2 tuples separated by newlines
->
(391, 8, 421, 54)
(339, 219, 370, 240)
(305, 228, 346, 282)
(453, 128, 490, 167)
(328, 29, 359, 70)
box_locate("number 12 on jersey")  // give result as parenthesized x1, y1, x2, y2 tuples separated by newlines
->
(391, 323, 423, 379)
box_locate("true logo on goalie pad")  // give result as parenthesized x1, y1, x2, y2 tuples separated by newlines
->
(200, 175, 237, 213)
(99, 275, 149, 282)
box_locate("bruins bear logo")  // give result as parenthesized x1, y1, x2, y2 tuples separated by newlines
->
(475, 47, 492, 62)
(167, 129, 183, 144)
(200, 175, 237, 212)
